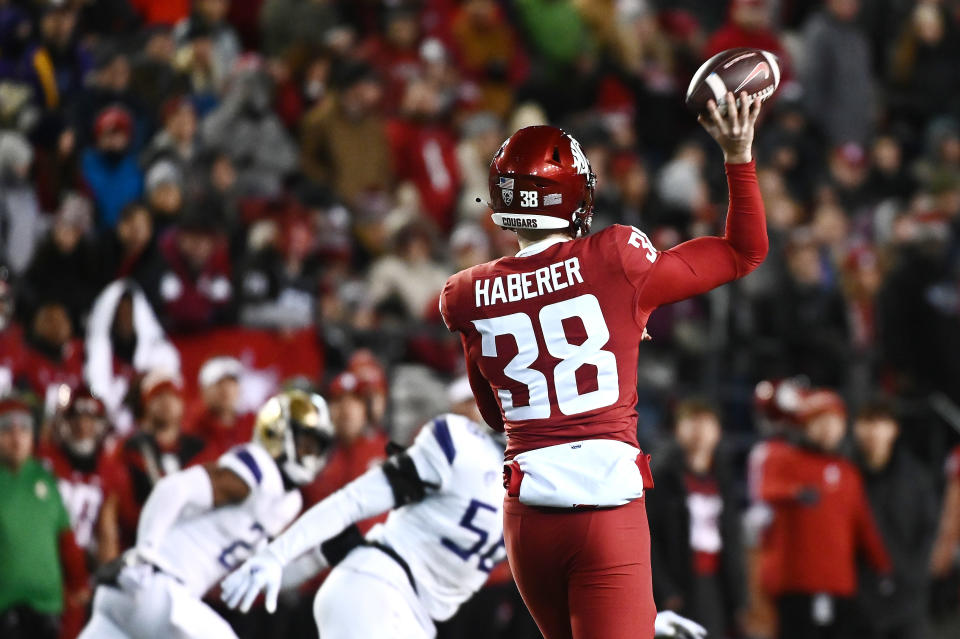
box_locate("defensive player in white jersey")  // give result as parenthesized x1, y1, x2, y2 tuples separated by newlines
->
(221, 410, 707, 639)
(78, 390, 334, 639)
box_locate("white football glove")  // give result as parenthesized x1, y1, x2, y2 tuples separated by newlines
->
(221, 548, 284, 614)
(655, 611, 708, 639)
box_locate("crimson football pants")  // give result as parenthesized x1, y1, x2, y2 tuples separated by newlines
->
(503, 496, 656, 639)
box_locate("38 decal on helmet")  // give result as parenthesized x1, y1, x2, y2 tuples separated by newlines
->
(488, 125, 597, 237)
(253, 390, 335, 485)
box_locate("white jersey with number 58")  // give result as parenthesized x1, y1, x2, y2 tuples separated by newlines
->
(369, 414, 507, 621)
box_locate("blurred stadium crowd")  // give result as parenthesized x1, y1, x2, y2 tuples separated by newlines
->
(0, 0, 959, 638)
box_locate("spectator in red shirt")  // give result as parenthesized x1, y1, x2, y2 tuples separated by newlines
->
(130, 0, 191, 26)
(36, 386, 126, 637)
(648, 399, 746, 638)
(20, 302, 84, 413)
(703, 0, 790, 82)
(387, 77, 462, 232)
(754, 389, 892, 639)
(156, 210, 234, 334)
(301, 371, 388, 521)
(37, 386, 124, 566)
(184, 356, 254, 457)
(345, 348, 389, 427)
(359, 6, 425, 114)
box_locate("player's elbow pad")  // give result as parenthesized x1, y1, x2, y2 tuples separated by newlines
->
(319, 524, 365, 567)
(381, 453, 431, 506)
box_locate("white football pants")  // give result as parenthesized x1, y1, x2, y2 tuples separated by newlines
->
(313, 546, 435, 639)
(78, 564, 238, 639)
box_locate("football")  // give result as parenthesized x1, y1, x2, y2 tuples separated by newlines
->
(685, 47, 780, 115)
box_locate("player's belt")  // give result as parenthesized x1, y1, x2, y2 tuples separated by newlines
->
(364, 540, 418, 594)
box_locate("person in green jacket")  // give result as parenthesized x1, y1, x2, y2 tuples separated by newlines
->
(0, 397, 88, 639)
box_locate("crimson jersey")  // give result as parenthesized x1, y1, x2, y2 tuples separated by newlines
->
(751, 439, 891, 596)
(441, 162, 767, 459)
(38, 440, 126, 551)
(21, 338, 85, 413)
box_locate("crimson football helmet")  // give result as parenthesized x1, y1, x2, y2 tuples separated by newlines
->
(488, 126, 597, 237)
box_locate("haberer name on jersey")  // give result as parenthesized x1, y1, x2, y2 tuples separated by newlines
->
(475, 257, 583, 308)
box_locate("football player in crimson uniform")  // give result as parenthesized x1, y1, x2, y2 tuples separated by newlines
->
(438, 92, 768, 639)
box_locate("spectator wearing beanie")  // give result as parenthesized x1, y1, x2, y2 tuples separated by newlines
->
(0, 131, 43, 275)
(68, 45, 144, 151)
(144, 158, 185, 235)
(301, 371, 389, 520)
(754, 390, 892, 639)
(81, 105, 143, 229)
(184, 356, 254, 457)
(113, 369, 206, 545)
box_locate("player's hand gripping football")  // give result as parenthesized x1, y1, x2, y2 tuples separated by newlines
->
(698, 90, 761, 165)
(221, 548, 284, 614)
(654, 610, 708, 639)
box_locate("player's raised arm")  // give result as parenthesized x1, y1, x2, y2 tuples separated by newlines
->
(635, 91, 768, 309)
